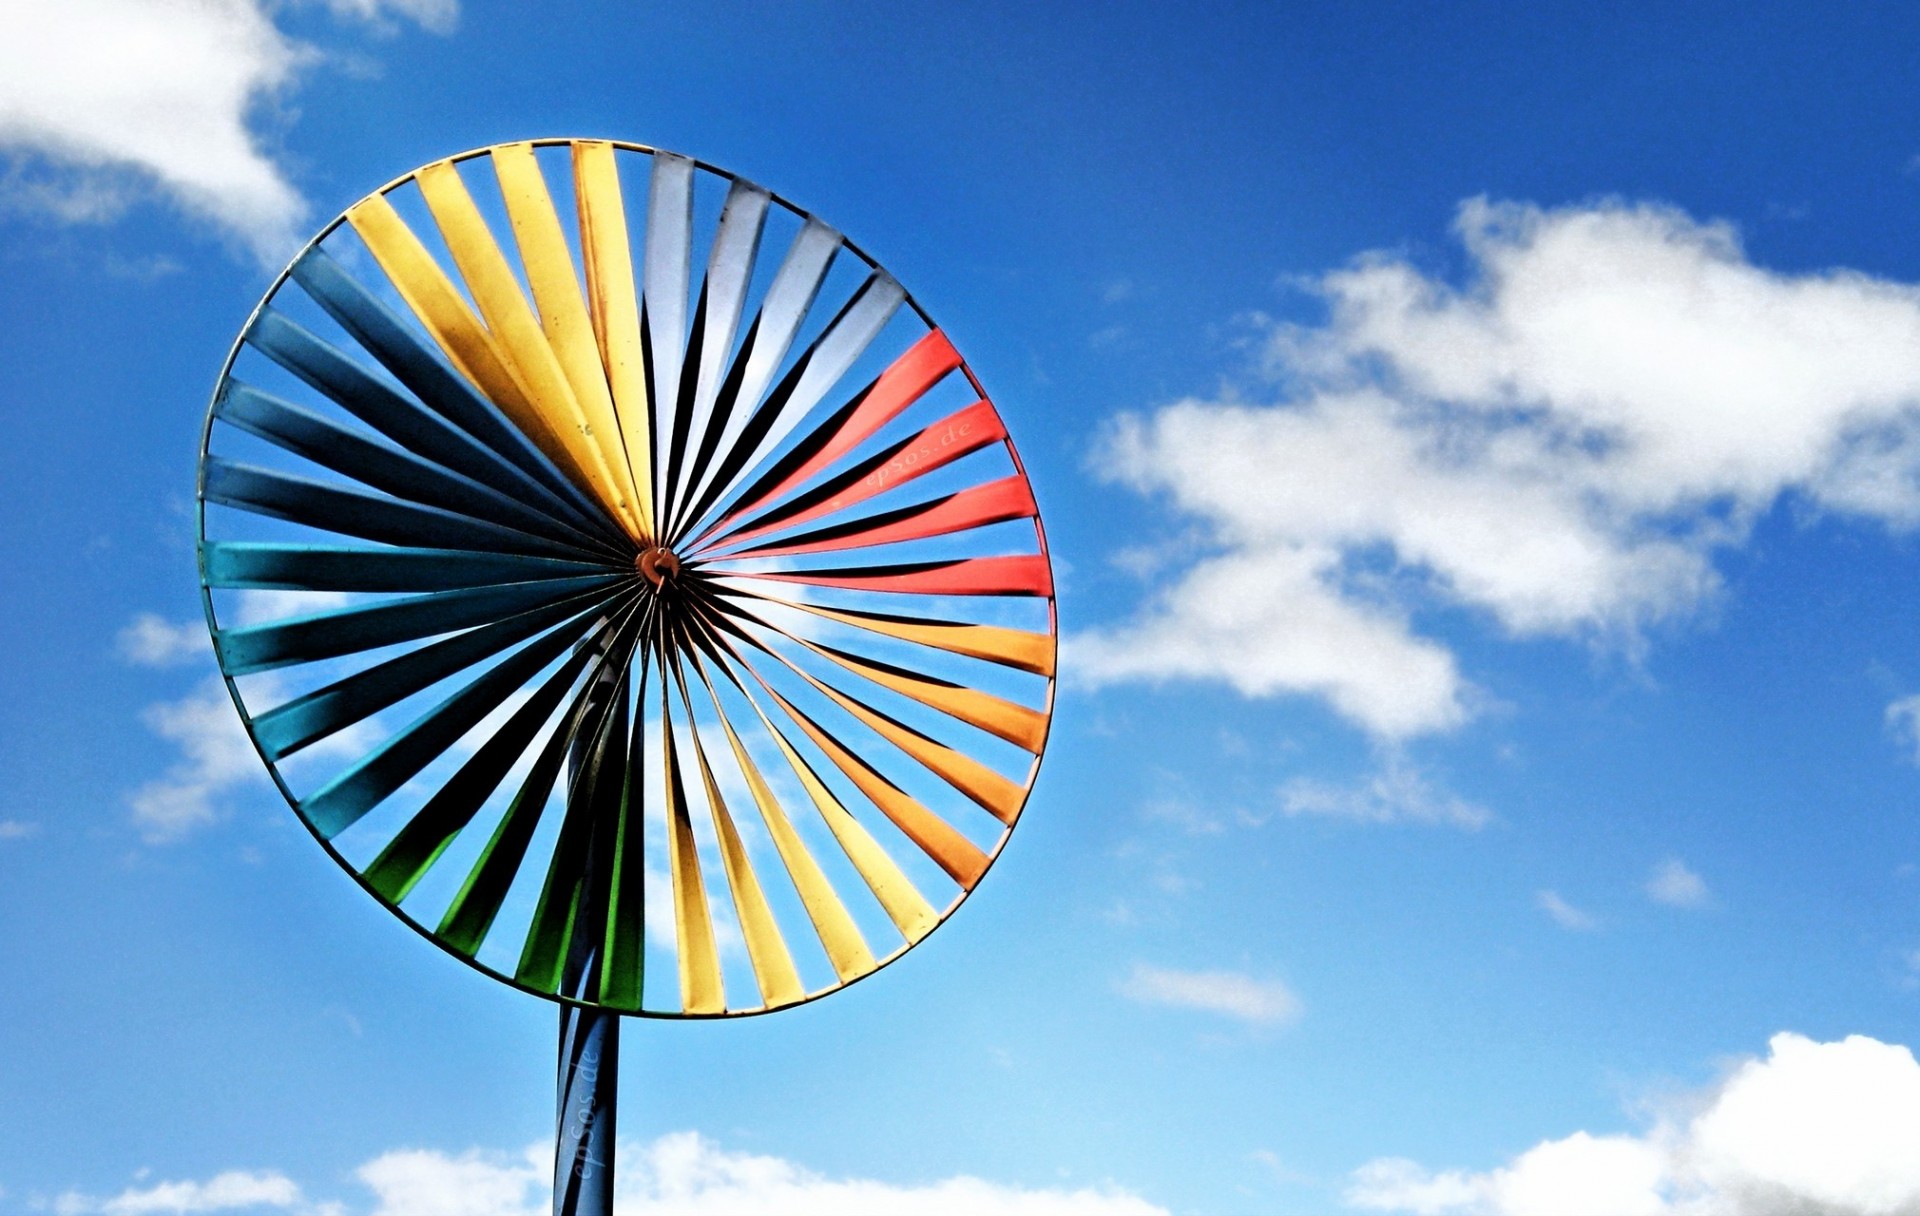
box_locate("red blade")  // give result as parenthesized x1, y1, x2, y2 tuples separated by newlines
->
(705, 399, 1007, 552)
(741, 554, 1053, 597)
(727, 476, 1036, 560)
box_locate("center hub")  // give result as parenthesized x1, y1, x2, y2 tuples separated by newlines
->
(636, 546, 681, 588)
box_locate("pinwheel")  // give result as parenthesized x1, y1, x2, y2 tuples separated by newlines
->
(197, 140, 1055, 1211)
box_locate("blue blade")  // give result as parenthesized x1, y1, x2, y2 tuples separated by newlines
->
(289, 245, 609, 527)
(244, 310, 623, 548)
(216, 574, 626, 675)
(202, 457, 588, 560)
(250, 586, 630, 761)
(202, 542, 611, 592)
(215, 381, 617, 556)
(301, 603, 628, 838)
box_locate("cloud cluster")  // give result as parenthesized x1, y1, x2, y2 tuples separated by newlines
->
(1347, 1032, 1920, 1216)
(0, 0, 453, 263)
(63, 1133, 1167, 1216)
(1075, 199, 1920, 739)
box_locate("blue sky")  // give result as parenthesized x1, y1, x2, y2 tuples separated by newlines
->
(6, 2, 1920, 1213)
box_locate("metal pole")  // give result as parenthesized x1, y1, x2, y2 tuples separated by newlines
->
(554, 1003, 618, 1216)
(554, 650, 627, 1216)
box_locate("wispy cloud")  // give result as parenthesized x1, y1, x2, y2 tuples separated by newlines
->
(1120, 963, 1301, 1025)
(1076, 198, 1920, 739)
(1644, 858, 1711, 909)
(0, 0, 454, 264)
(117, 606, 376, 843)
(1888, 694, 1920, 763)
(1347, 1032, 1920, 1215)
(1279, 758, 1491, 829)
(0, 819, 41, 841)
(322, 0, 458, 35)
(126, 677, 262, 844)
(1536, 889, 1598, 932)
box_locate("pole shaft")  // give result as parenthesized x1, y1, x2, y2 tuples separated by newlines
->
(554, 1002, 619, 1216)
(554, 632, 626, 1215)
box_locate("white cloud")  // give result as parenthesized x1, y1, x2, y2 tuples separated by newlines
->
(0, 0, 308, 260)
(1076, 198, 1920, 739)
(358, 1144, 544, 1216)
(1886, 694, 1920, 763)
(1119, 963, 1301, 1025)
(118, 613, 209, 667)
(0, 818, 40, 840)
(1279, 758, 1491, 829)
(127, 676, 262, 842)
(1535, 890, 1597, 931)
(1645, 858, 1711, 909)
(354, 1132, 1167, 1216)
(0, 0, 453, 263)
(1067, 544, 1467, 739)
(57, 1169, 302, 1215)
(1350, 1136, 1667, 1216)
(1347, 1032, 1920, 1216)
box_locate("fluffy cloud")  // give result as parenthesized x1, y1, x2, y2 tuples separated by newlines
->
(1347, 1032, 1920, 1216)
(0, 0, 452, 262)
(1119, 963, 1301, 1025)
(1076, 198, 1920, 739)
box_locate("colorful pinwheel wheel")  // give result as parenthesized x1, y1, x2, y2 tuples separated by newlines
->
(197, 140, 1055, 1020)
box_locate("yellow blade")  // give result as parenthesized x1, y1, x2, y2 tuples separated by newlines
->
(801, 638, 1048, 753)
(345, 194, 590, 497)
(413, 159, 643, 540)
(712, 707, 875, 983)
(749, 698, 938, 944)
(572, 140, 656, 536)
(793, 668, 1027, 825)
(491, 143, 649, 542)
(686, 720, 805, 1009)
(662, 717, 724, 1014)
(763, 685, 988, 888)
(786, 600, 1055, 677)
